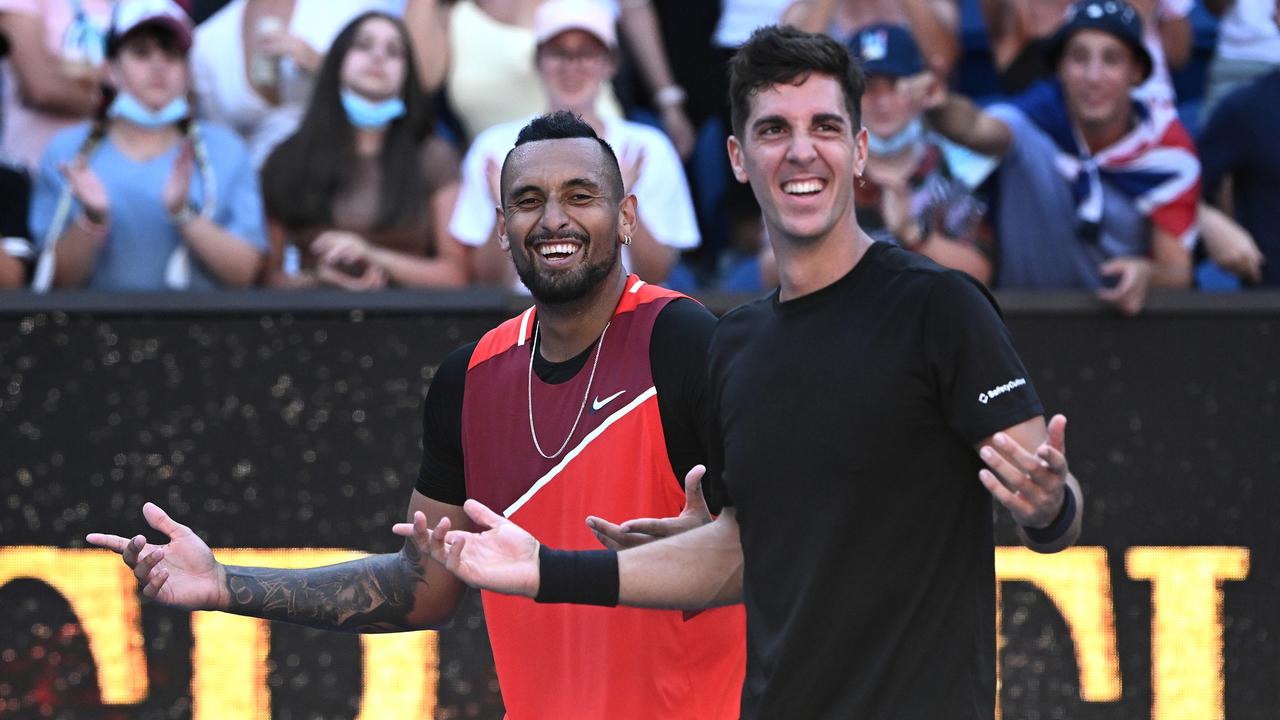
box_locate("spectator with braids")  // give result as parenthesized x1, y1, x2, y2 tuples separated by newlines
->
(259, 12, 467, 290)
(29, 0, 266, 291)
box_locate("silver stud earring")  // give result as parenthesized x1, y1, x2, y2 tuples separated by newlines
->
(622, 235, 633, 246)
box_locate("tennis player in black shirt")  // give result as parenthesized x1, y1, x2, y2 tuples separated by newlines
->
(413, 25, 1085, 720)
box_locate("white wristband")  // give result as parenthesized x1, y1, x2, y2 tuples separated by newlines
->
(654, 84, 686, 108)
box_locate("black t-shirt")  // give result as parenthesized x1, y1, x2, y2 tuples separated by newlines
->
(706, 242, 1043, 719)
(417, 298, 719, 506)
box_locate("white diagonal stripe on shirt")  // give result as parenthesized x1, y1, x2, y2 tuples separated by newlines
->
(504, 386, 658, 517)
(517, 307, 534, 346)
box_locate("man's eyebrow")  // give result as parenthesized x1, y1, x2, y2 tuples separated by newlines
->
(562, 177, 604, 191)
(506, 183, 543, 200)
(751, 114, 788, 133)
(812, 113, 847, 126)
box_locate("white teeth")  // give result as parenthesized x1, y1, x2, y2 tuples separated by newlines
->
(538, 243, 579, 257)
(783, 180, 823, 195)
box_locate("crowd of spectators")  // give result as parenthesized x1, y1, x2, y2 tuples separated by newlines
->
(0, 0, 1276, 309)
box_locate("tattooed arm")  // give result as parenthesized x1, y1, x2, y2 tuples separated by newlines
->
(88, 491, 471, 632)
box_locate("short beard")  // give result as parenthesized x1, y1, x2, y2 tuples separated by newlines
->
(514, 229, 620, 305)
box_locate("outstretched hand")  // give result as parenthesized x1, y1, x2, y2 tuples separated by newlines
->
(394, 499, 541, 598)
(85, 502, 228, 610)
(588, 465, 711, 550)
(978, 414, 1071, 529)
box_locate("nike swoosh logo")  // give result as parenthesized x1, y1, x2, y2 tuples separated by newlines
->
(592, 390, 626, 412)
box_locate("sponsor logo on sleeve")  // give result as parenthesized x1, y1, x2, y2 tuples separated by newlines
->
(978, 377, 1026, 405)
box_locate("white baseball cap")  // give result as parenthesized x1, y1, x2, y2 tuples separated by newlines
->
(533, 0, 617, 49)
(108, 0, 194, 54)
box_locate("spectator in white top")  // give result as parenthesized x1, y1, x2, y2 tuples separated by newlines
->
(190, 0, 398, 168)
(450, 0, 698, 287)
(1202, 0, 1280, 119)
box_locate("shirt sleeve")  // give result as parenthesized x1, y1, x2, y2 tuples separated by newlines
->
(212, 129, 268, 250)
(1197, 89, 1246, 202)
(0, 0, 41, 16)
(986, 103, 1033, 163)
(415, 342, 474, 505)
(923, 270, 1044, 444)
(30, 135, 76, 250)
(649, 298, 721, 509)
(448, 131, 503, 247)
(421, 136, 462, 197)
(1158, 0, 1193, 19)
(627, 126, 701, 249)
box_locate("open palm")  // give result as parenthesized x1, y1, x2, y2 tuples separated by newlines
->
(86, 502, 227, 610)
(427, 500, 541, 598)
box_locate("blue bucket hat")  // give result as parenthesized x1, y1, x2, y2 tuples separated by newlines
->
(1045, 0, 1154, 82)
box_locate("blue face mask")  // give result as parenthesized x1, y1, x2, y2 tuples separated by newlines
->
(108, 92, 190, 128)
(867, 118, 924, 157)
(341, 89, 406, 129)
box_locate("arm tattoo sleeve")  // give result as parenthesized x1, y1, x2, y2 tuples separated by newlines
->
(223, 540, 430, 632)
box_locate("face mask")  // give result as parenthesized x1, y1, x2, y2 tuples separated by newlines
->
(867, 117, 924, 157)
(341, 89, 406, 129)
(108, 92, 190, 128)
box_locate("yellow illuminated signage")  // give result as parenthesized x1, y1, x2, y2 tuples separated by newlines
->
(1, 547, 438, 718)
(1127, 547, 1250, 720)
(0, 545, 1252, 718)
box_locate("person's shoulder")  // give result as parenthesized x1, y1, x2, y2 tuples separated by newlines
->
(419, 134, 462, 167)
(654, 296, 717, 339)
(714, 290, 774, 334)
(1220, 70, 1280, 118)
(42, 122, 93, 161)
(193, 0, 241, 43)
(872, 243, 994, 304)
(194, 122, 251, 158)
(472, 117, 527, 152)
(0, 0, 43, 18)
(613, 119, 671, 146)
(438, 340, 479, 382)
(610, 119, 681, 160)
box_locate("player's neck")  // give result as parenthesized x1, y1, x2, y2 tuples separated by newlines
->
(533, 268, 627, 362)
(773, 218, 873, 302)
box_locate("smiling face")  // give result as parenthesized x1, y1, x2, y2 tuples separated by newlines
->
(536, 30, 613, 114)
(861, 74, 916, 142)
(1058, 29, 1142, 133)
(728, 73, 867, 247)
(339, 16, 408, 102)
(496, 137, 634, 304)
(109, 30, 189, 110)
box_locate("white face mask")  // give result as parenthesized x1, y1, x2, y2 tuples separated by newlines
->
(108, 91, 190, 128)
(867, 118, 923, 157)
(340, 89, 406, 129)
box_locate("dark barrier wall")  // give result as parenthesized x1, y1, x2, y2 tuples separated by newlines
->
(2, 291, 1278, 719)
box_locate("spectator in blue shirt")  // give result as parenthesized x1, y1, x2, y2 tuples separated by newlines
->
(926, 0, 1197, 314)
(30, 0, 266, 291)
(1198, 0, 1280, 287)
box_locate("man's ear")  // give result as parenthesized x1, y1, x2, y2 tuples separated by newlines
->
(495, 209, 510, 251)
(727, 135, 749, 184)
(853, 127, 869, 177)
(618, 193, 638, 243)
